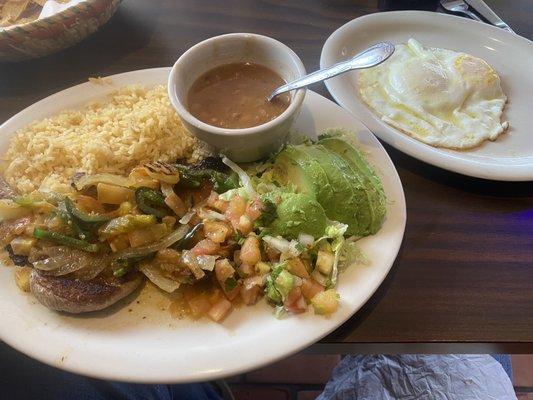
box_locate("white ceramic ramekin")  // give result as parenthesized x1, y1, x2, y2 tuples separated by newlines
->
(168, 33, 306, 162)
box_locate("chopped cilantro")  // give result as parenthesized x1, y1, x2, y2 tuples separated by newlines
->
(254, 198, 278, 228)
(224, 277, 238, 292)
(233, 231, 245, 245)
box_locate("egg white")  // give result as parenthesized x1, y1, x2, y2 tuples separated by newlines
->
(358, 39, 509, 149)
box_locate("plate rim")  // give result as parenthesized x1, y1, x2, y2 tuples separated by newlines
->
(320, 10, 533, 181)
(0, 68, 406, 383)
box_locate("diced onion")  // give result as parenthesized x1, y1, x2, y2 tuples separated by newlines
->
(243, 275, 265, 289)
(262, 235, 290, 253)
(197, 208, 227, 221)
(74, 173, 133, 191)
(181, 250, 206, 279)
(160, 182, 175, 198)
(298, 233, 314, 247)
(30, 246, 108, 280)
(196, 255, 217, 271)
(222, 156, 256, 199)
(139, 263, 180, 293)
(263, 235, 301, 259)
(179, 210, 195, 225)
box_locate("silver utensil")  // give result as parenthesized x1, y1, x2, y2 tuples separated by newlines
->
(464, 0, 515, 33)
(268, 42, 395, 102)
(440, 0, 515, 33)
(440, 0, 483, 22)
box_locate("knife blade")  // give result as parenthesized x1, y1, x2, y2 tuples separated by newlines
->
(464, 0, 515, 33)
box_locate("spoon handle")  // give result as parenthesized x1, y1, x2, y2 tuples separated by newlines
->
(268, 42, 395, 101)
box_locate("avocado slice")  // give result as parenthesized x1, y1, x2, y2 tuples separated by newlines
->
(268, 192, 328, 239)
(272, 145, 332, 202)
(319, 137, 386, 234)
(299, 144, 373, 236)
(270, 137, 387, 237)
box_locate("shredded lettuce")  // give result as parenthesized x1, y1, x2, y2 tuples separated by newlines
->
(339, 239, 369, 270)
(265, 264, 284, 304)
(218, 187, 249, 202)
(222, 156, 256, 199)
(325, 220, 349, 239)
(273, 305, 287, 319)
(313, 220, 348, 288)
(313, 220, 349, 245)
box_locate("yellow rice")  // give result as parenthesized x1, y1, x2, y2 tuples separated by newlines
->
(2, 85, 209, 194)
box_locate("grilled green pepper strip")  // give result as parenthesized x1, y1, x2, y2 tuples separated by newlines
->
(135, 187, 170, 218)
(99, 214, 156, 239)
(175, 166, 238, 193)
(64, 197, 111, 225)
(113, 266, 129, 278)
(173, 222, 203, 250)
(175, 167, 203, 189)
(33, 228, 99, 252)
(56, 200, 92, 240)
(112, 254, 154, 277)
(212, 171, 239, 193)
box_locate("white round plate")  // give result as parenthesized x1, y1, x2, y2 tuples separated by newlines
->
(0, 68, 406, 383)
(321, 11, 533, 181)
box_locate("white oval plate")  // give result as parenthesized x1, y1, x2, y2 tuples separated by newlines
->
(321, 11, 533, 181)
(0, 68, 406, 383)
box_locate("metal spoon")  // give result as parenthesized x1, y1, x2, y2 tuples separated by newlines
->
(267, 42, 395, 102)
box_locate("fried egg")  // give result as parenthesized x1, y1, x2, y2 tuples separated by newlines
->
(358, 39, 509, 149)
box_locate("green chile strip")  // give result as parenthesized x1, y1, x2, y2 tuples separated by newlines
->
(33, 228, 99, 252)
(64, 197, 111, 224)
(135, 187, 170, 218)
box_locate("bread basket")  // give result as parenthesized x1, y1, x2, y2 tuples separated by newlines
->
(0, 0, 120, 62)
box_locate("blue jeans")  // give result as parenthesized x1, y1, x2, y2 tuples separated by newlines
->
(0, 342, 221, 400)
(492, 354, 513, 380)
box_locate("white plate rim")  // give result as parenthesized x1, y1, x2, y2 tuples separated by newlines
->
(0, 68, 406, 383)
(320, 10, 533, 181)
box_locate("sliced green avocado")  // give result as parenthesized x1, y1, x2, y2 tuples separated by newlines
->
(268, 192, 327, 239)
(319, 137, 386, 234)
(299, 144, 373, 236)
(273, 145, 333, 203)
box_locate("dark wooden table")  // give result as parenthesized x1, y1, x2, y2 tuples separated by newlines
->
(1, 0, 532, 354)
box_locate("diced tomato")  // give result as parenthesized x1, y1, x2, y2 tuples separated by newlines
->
(301, 278, 324, 301)
(206, 191, 229, 213)
(284, 286, 307, 314)
(240, 284, 261, 305)
(245, 198, 264, 221)
(287, 258, 310, 278)
(207, 298, 233, 322)
(224, 282, 241, 301)
(240, 236, 261, 265)
(191, 238, 220, 256)
(214, 259, 235, 284)
(204, 220, 231, 243)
